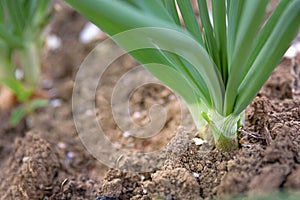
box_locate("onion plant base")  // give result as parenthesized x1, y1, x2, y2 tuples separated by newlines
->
(198, 110, 242, 151)
(214, 133, 238, 151)
(198, 124, 238, 151)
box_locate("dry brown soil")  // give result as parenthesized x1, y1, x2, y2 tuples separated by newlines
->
(0, 1, 300, 200)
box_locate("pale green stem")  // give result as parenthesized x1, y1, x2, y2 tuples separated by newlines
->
(193, 107, 243, 151)
(18, 41, 41, 87)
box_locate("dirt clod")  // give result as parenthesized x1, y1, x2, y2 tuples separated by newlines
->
(0, 131, 60, 199)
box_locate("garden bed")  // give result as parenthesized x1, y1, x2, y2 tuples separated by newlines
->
(0, 1, 300, 199)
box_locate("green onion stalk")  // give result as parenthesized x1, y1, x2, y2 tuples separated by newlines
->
(65, 0, 300, 151)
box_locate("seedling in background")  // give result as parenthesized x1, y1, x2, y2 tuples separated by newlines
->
(66, 0, 300, 151)
(0, 0, 51, 125)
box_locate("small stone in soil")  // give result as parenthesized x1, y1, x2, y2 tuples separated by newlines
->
(132, 111, 142, 119)
(66, 151, 75, 159)
(22, 156, 29, 163)
(140, 175, 145, 181)
(41, 79, 53, 89)
(123, 131, 131, 138)
(50, 99, 63, 107)
(192, 137, 207, 145)
(284, 46, 297, 58)
(79, 22, 103, 43)
(46, 34, 62, 50)
(193, 172, 200, 178)
(57, 142, 67, 149)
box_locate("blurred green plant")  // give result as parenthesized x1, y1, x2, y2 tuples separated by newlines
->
(10, 98, 48, 126)
(0, 0, 51, 125)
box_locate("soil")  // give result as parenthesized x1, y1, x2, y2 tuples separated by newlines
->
(0, 1, 300, 199)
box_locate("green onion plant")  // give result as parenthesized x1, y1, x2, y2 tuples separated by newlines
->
(0, 0, 50, 125)
(66, 0, 300, 150)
